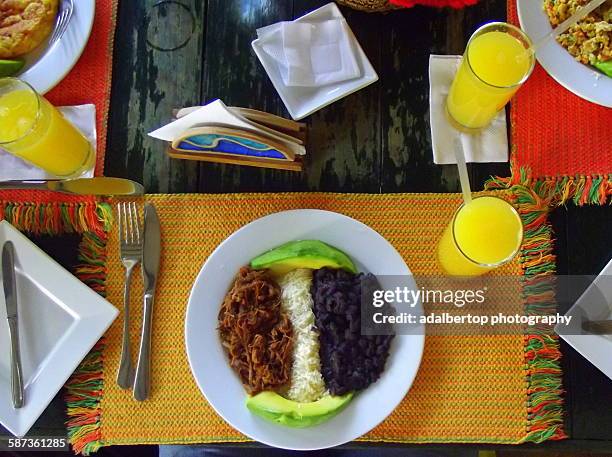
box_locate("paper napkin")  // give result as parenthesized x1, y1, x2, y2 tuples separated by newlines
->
(0, 104, 97, 181)
(148, 99, 305, 156)
(429, 55, 508, 165)
(256, 19, 361, 87)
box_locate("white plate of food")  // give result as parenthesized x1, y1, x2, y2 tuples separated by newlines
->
(517, 0, 612, 107)
(185, 210, 424, 450)
(1, 0, 95, 94)
(0, 220, 118, 437)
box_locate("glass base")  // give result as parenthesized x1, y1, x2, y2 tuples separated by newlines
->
(444, 104, 484, 135)
(55, 144, 96, 179)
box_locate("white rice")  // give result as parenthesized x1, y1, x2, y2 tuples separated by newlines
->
(279, 269, 326, 403)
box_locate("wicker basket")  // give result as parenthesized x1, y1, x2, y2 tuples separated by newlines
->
(336, 0, 399, 12)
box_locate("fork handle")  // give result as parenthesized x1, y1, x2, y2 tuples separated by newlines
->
(117, 266, 136, 389)
(133, 292, 154, 401)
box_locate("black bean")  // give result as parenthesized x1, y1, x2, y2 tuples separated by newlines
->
(312, 268, 395, 396)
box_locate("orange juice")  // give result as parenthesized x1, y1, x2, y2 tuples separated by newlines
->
(446, 23, 534, 131)
(438, 196, 523, 276)
(0, 79, 93, 178)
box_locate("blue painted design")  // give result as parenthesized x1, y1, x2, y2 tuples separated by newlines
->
(176, 134, 286, 159)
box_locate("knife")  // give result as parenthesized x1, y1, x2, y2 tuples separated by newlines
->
(0, 178, 144, 196)
(582, 319, 612, 335)
(133, 203, 161, 401)
(2, 241, 24, 409)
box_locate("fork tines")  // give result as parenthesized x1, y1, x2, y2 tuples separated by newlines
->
(49, 0, 74, 47)
(118, 202, 143, 249)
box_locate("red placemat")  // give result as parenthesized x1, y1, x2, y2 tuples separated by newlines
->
(494, 2, 612, 205)
(46, 0, 118, 177)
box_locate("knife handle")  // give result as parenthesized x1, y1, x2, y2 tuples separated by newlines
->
(0, 182, 48, 192)
(133, 292, 154, 401)
(8, 317, 24, 408)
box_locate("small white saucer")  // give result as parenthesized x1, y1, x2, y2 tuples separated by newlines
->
(556, 257, 612, 380)
(252, 3, 378, 120)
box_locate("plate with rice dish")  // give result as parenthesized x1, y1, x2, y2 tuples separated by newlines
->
(185, 210, 425, 450)
(0, 0, 95, 93)
(517, 0, 612, 107)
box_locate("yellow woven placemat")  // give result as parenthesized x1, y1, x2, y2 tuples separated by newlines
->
(66, 193, 565, 453)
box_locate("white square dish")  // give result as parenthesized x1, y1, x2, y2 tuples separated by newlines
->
(556, 257, 612, 380)
(0, 221, 118, 437)
(252, 3, 379, 120)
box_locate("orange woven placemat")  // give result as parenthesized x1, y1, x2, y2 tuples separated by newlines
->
(45, 0, 118, 176)
(503, 1, 612, 204)
(63, 192, 565, 453)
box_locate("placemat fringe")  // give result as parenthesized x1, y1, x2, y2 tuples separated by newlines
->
(488, 162, 612, 207)
(0, 194, 110, 236)
(510, 184, 566, 442)
(65, 341, 105, 455)
(65, 207, 113, 455)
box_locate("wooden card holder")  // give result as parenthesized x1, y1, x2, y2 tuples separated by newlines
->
(167, 126, 304, 171)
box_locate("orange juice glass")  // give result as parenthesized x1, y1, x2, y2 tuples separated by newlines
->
(446, 22, 535, 132)
(0, 78, 94, 178)
(437, 196, 523, 276)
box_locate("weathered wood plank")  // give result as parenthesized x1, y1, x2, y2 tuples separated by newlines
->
(197, 0, 300, 193)
(380, 1, 508, 193)
(197, 0, 382, 193)
(292, 1, 382, 193)
(105, 0, 204, 193)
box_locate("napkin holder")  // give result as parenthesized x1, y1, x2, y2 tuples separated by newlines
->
(168, 126, 304, 171)
(166, 106, 307, 171)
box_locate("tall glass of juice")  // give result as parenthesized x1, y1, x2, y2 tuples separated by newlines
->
(446, 22, 534, 132)
(0, 78, 94, 178)
(437, 196, 523, 276)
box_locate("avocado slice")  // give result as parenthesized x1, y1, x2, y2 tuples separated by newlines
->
(246, 391, 353, 428)
(594, 60, 612, 78)
(0, 59, 25, 77)
(250, 240, 357, 276)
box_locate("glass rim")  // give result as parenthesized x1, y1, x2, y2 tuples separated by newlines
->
(451, 195, 524, 268)
(465, 21, 535, 90)
(0, 77, 42, 146)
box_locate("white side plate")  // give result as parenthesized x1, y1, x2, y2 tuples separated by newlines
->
(185, 209, 424, 450)
(252, 3, 379, 120)
(556, 257, 612, 380)
(517, 0, 612, 108)
(0, 221, 117, 436)
(18, 0, 96, 95)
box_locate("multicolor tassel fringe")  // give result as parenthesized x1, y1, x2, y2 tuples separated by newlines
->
(489, 178, 567, 442)
(487, 162, 612, 206)
(65, 341, 105, 455)
(66, 209, 112, 455)
(0, 192, 111, 237)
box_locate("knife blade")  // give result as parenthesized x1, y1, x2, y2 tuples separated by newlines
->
(582, 319, 612, 335)
(2, 241, 24, 408)
(0, 178, 144, 196)
(133, 203, 161, 401)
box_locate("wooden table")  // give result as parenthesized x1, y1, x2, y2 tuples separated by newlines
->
(2, 0, 611, 453)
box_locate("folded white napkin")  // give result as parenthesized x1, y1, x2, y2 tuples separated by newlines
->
(429, 55, 508, 165)
(0, 104, 97, 181)
(257, 19, 360, 87)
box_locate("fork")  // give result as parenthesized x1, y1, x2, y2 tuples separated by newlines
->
(48, 0, 74, 48)
(116, 202, 143, 389)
